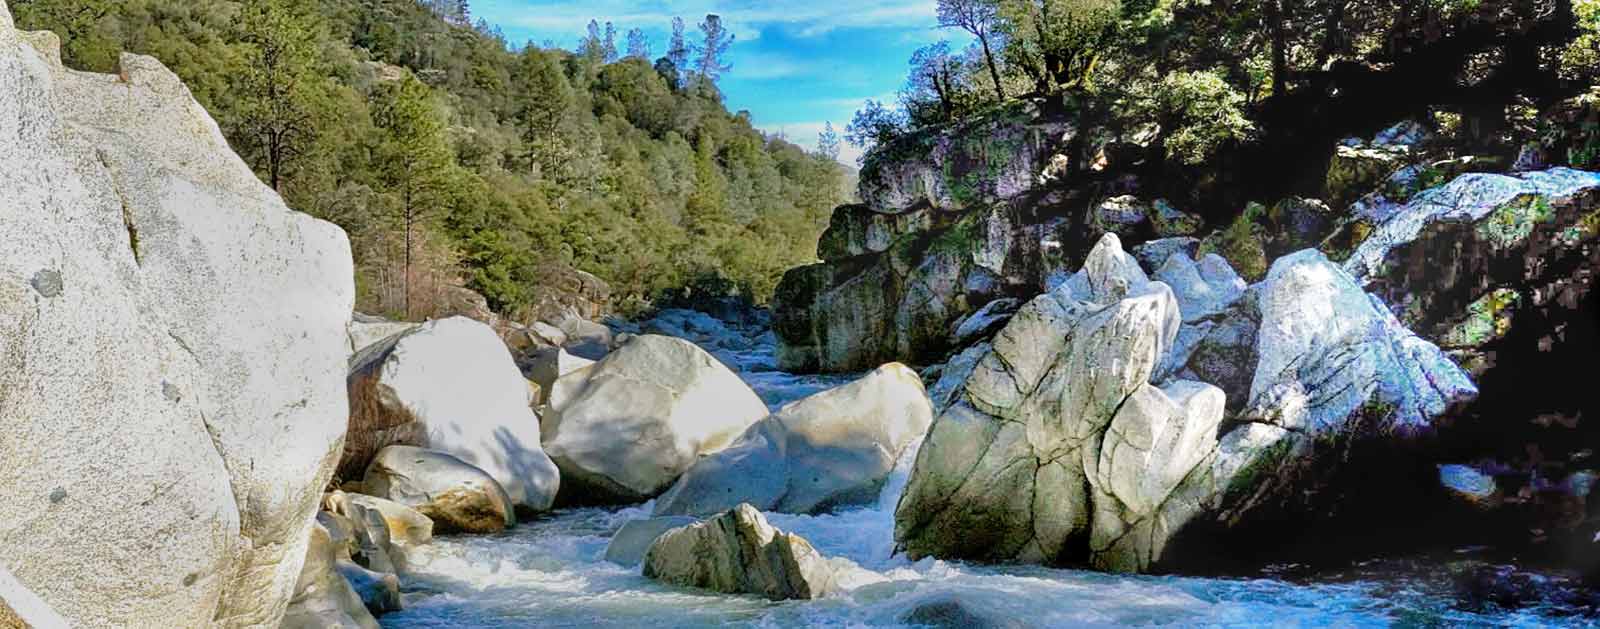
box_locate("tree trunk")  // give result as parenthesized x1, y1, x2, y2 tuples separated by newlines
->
(403, 183, 413, 320)
(978, 32, 1005, 102)
(930, 71, 952, 119)
(1267, 0, 1288, 97)
(1315, 1, 1348, 68)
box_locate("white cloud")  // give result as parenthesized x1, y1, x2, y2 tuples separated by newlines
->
(731, 51, 808, 80)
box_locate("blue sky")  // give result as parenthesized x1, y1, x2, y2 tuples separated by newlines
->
(470, 0, 971, 164)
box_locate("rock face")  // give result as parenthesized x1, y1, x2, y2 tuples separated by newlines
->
(344, 316, 559, 512)
(542, 335, 769, 503)
(817, 204, 944, 261)
(858, 99, 1071, 214)
(653, 363, 934, 516)
(347, 313, 417, 355)
(522, 347, 594, 405)
(1342, 167, 1600, 561)
(362, 446, 515, 534)
(774, 205, 1044, 373)
(281, 522, 380, 629)
(893, 235, 1475, 573)
(0, 12, 354, 629)
(642, 504, 838, 600)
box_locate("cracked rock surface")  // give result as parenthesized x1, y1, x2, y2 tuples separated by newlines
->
(0, 6, 354, 627)
(894, 234, 1476, 572)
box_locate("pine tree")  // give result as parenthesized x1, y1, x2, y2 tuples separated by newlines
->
(626, 28, 650, 60)
(695, 14, 734, 86)
(513, 48, 575, 180)
(666, 17, 691, 84)
(602, 21, 619, 63)
(817, 122, 841, 161)
(235, 0, 329, 193)
(372, 76, 457, 319)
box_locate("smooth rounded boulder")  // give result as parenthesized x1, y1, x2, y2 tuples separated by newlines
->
(654, 363, 933, 516)
(0, 14, 354, 627)
(642, 504, 839, 601)
(541, 335, 769, 504)
(344, 316, 560, 513)
(363, 446, 515, 534)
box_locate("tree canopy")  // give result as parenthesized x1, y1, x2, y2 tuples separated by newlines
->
(13, 0, 848, 319)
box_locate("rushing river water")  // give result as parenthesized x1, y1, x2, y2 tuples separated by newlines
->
(380, 313, 1597, 628)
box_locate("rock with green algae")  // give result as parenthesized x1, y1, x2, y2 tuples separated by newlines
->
(858, 99, 1072, 214)
(773, 206, 1025, 373)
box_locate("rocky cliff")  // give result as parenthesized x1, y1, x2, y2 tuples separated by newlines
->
(0, 3, 355, 626)
(774, 100, 1206, 374)
(789, 90, 1600, 574)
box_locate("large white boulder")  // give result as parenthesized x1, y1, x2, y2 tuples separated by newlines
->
(542, 335, 769, 503)
(642, 504, 839, 600)
(654, 363, 933, 516)
(0, 11, 354, 628)
(345, 316, 559, 512)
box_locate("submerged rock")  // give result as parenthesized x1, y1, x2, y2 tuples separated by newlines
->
(894, 235, 1475, 573)
(362, 446, 515, 534)
(542, 335, 769, 504)
(653, 363, 933, 516)
(898, 594, 1026, 629)
(0, 13, 355, 627)
(643, 504, 839, 600)
(344, 316, 560, 513)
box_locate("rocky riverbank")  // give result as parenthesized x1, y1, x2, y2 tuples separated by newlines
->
(4, 0, 1600, 625)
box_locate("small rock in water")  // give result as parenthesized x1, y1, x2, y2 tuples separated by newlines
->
(642, 503, 838, 600)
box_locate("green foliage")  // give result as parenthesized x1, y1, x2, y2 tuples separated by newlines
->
(13, 0, 846, 315)
(1199, 202, 1269, 281)
(1130, 69, 1254, 165)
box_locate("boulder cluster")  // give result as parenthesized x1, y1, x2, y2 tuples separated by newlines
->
(6, 0, 1600, 621)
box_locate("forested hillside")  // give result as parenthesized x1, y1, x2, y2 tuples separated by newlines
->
(12, 0, 847, 319)
(851, 0, 1600, 219)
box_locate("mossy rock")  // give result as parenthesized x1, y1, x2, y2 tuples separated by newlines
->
(1319, 218, 1376, 263)
(1199, 202, 1270, 282)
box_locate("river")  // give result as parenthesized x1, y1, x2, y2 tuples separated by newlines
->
(379, 311, 1595, 628)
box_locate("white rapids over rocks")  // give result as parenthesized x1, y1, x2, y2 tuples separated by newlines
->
(379, 312, 1590, 628)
